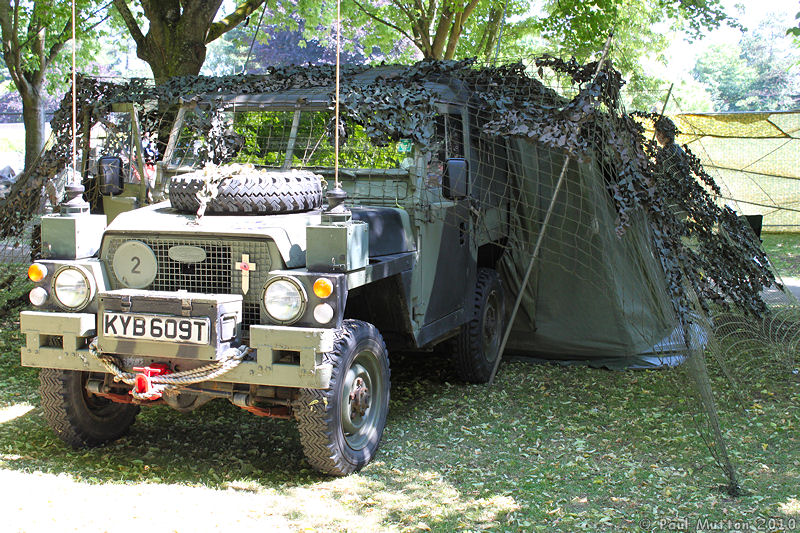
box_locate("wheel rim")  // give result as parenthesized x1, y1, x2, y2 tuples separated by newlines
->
(80, 373, 119, 421)
(340, 348, 384, 451)
(482, 289, 501, 362)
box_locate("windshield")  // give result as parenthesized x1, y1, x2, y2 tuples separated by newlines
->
(171, 108, 405, 171)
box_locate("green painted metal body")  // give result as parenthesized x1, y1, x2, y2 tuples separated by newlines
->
(21, 90, 507, 393)
(20, 311, 333, 388)
(306, 219, 369, 273)
(41, 213, 107, 259)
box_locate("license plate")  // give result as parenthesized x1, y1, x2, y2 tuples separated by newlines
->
(102, 312, 210, 344)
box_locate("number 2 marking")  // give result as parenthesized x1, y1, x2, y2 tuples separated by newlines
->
(131, 256, 141, 274)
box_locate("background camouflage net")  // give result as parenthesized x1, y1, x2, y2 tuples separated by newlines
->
(0, 55, 797, 494)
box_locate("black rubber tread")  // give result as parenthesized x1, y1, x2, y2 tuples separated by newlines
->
(169, 169, 323, 215)
(455, 268, 507, 383)
(39, 368, 139, 448)
(294, 320, 391, 476)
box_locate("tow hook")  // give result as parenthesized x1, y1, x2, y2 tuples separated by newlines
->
(131, 364, 172, 400)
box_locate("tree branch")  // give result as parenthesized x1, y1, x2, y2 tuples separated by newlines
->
(206, 0, 266, 43)
(409, 0, 433, 52)
(11, 0, 22, 70)
(42, 18, 74, 78)
(372, 0, 429, 54)
(350, 0, 420, 50)
(462, 0, 481, 22)
(443, 0, 480, 60)
(0, 0, 23, 87)
(444, 10, 461, 59)
(112, 0, 145, 47)
(30, 7, 45, 81)
(425, 0, 437, 28)
(431, 5, 453, 59)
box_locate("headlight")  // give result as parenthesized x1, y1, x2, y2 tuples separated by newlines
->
(263, 277, 306, 324)
(52, 267, 94, 310)
(29, 287, 48, 306)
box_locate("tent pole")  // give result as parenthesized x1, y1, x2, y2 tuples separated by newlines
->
(488, 32, 614, 385)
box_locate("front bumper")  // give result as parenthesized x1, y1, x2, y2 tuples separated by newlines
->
(20, 310, 335, 389)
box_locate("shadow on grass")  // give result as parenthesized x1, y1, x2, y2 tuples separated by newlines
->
(0, 350, 523, 530)
(0, 337, 797, 531)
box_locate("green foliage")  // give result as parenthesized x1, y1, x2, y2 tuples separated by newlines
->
(319, 0, 536, 61)
(534, 0, 738, 111)
(692, 44, 759, 111)
(692, 20, 800, 111)
(0, 0, 113, 93)
(231, 110, 401, 169)
(304, 0, 738, 110)
(788, 10, 800, 37)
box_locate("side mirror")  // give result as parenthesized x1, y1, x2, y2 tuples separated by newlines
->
(443, 158, 468, 199)
(98, 155, 123, 196)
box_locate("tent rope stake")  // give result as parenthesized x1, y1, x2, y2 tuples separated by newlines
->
(488, 32, 615, 385)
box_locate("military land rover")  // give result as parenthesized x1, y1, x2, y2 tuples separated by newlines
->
(20, 67, 511, 475)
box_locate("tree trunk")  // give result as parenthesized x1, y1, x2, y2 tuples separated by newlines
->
(479, 6, 505, 62)
(21, 84, 46, 172)
(138, 33, 208, 84)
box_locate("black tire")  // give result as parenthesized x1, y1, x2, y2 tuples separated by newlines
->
(39, 369, 140, 448)
(455, 268, 506, 383)
(295, 320, 391, 476)
(169, 168, 323, 215)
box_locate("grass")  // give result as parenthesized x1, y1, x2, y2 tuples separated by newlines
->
(0, 307, 797, 530)
(762, 233, 800, 278)
(0, 241, 797, 531)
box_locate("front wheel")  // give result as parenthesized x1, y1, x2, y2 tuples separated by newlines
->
(295, 320, 391, 476)
(39, 369, 140, 448)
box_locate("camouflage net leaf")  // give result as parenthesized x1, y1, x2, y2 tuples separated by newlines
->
(0, 58, 777, 328)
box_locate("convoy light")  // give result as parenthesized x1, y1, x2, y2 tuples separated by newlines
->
(52, 267, 94, 310)
(313, 278, 334, 299)
(28, 263, 47, 282)
(29, 287, 48, 307)
(263, 277, 306, 324)
(313, 303, 334, 324)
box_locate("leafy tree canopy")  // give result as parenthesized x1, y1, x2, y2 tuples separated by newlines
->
(692, 18, 800, 111)
(0, 0, 114, 169)
(275, 0, 738, 111)
(111, 0, 270, 82)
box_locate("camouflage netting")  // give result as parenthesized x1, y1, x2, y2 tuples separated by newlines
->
(0, 56, 797, 494)
(666, 112, 800, 232)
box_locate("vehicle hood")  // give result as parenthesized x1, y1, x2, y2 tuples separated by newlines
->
(106, 202, 321, 268)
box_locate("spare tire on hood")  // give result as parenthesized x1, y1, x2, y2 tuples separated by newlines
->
(169, 164, 324, 215)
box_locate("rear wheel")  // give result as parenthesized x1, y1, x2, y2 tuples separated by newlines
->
(39, 369, 139, 447)
(455, 268, 506, 383)
(295, 320, 390, 475)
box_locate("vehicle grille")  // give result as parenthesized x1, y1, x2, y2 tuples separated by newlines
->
(102, 236, 272, 329)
